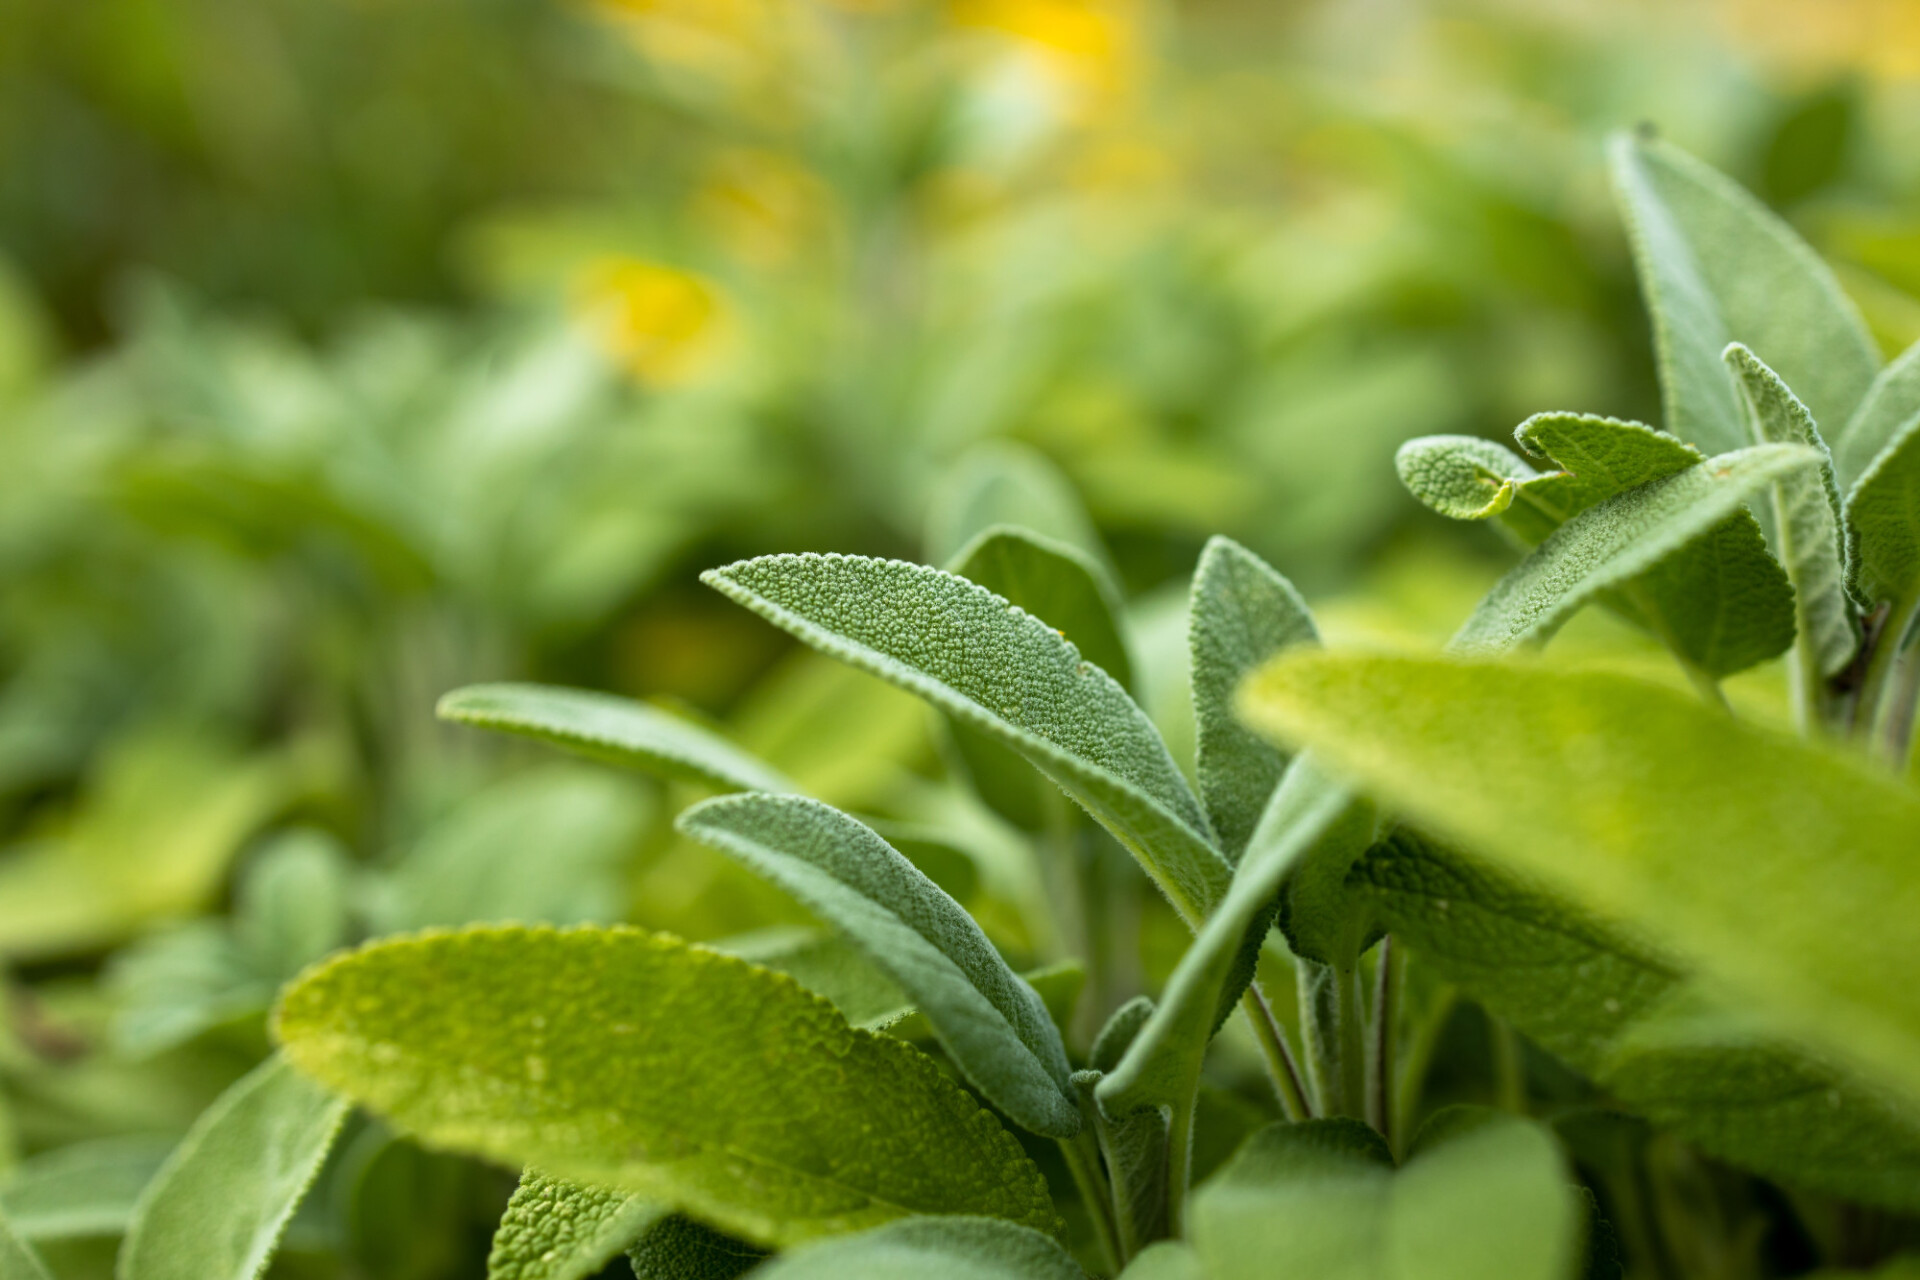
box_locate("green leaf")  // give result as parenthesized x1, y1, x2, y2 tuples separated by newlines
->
(702, 555, 1227, 926)
(745, 1216, 1086, 1280)
(1725, 344, 1858, 679)
(1118, 1242, 1204, 1280)
(626, 1215, 768, 1280)
(1610, 131, 1878, 458)
(1394, 435, 1537, 524)
(272, 925, 1058, 1246)
(710, 928, 910, 1029)
(437, 683, 794, 794)
(677, 794, 1079, 1138)
(1188, 537, 1319, 860)
(118, 1052, 350, 1280)
(0, 1138, 173, 1241)
(0, 1208, 54, 1280)
(233, 830, 353, 982)
(925, 442, 1108, 571)
(950, 526, 1134, 693)
(1835, 338, 1920, 494)
(486, 1170, 661, 1280)
(1358, 833, 1920, 1212)
(1189, 1110, 1580, 1280)
(1844, 408, 1920, 615)
(1450, 444, 1809, 675)
(1241, 651, 1920, 1110)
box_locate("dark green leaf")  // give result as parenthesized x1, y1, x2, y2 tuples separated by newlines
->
(486, 1170, 660, 1280)
(744, 1216, 1085, 1280)
(626, 1214, 767, 1280)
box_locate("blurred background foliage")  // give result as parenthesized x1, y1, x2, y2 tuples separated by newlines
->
(8, 0, 1920, 1275)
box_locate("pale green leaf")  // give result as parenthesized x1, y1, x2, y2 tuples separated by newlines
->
(627, 1215, 767, 1279)
(272, 925, 1057, 1247)
(1188, 537, 1318, 860)
(118, 1053, 350, 1280)
(677, 794, 1078, 1138)
(1118, 1242, 1203, 1280)
(1393, 435, 1534, 523)
(0, 1138, 172, 1241)
(950, 526, 1133, 692)
(1844, 409, 1920, 615)
(1835, 338, 1920, 494)
(702, 555, 1227, 925)
(1611, 132, 1878, 457)
(1189, 1110, 1579, 1280)
(710, 928, 910, 1029)
(234, 829, 353, 982)
(486, 1170, 661, 1280)
(1241, 651, 1920, 1110)
(437, 683, 794, 794)
(879, 960, 1087, 1046)
(0, 1208, 54, 1280)
(746, 1216, 1085, 1280)
(925, 442, 1107, 571)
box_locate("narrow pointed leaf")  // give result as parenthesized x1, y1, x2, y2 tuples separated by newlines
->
(1611, 132, 1878, 457)
(746, 1216, 1085, 1280)
(627, 1215, 768, 1279)
(702, 555, 1227, 924)
(950, 526, 1134, 692)
(273, 925, 1057, 1246)
(677, 794, 1078, 1138)
(118, 1053, 350, 1280)
(1189, 537, 1319, 860)
(1241, 652, 1920, 1109)
(486, 1170, 662, 1280)
(0, 1210, 54, 1280)
(437, 684, 794, 794)
(1845, 412, 1920, 615)
(1835, 338, 1920, 493)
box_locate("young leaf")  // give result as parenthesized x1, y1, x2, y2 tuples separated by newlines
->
(626, 1214, 768, 1280)
(677, 794, 1079, 1138)
(702, 555, 1228, 925)
(118, 1053, 350, 1280)
(744, 1216, 1086, 1280)
(437, 683, 794, 794)
(486, 1169, 661, 1280)
(272, 925, 1058, 1246)
(1725, 344, 1857, 680)
(1835, 338, 1920, 494)
(0, 1137, 173, 1242)
(949, 526, 1134, 693)
(1188, 536, 1319, 860)
(1610, 131, 1878, 458)
(1241, 651, 1920, 1110)
(0, 1209, 54, 1280)
(1394, 435, 1540, 524)
(1844, 411, 1920, 616)
(1188, 1110, 1580, 1280)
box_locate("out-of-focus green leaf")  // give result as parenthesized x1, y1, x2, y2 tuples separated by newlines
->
(1836, 339, 1920, 494)
(949, 526, 1133, 692)
(1118, 1242, 1204, 1279)
(744, 1216, 1085, 1280)
(486, 1170, 660, 1280)
(0, 1207, 54, 1280)
(625, 1215, 767, 1280)
(233, 830, 354, 982)
(0, 1137, 173, 1241)
(273, 925, 1058, 1246)
(925, 443, 1107, 571)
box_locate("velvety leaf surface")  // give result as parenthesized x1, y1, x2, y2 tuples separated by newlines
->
(1844, 409, 1920, 614)
(437, 683, 794, 794)
(0, 1209, 54, 1280)
(1188, 1110, 1578, 1280)
(743, 1216, 1086, 1280)
(119, 1053, 350, 1280)
(1394, 435, 1540, 524)
(677, 794, 1078, 1138)
(273, 925, 1057, 1246)
(950, 526, 1134, 693)
(486, 1170, 661, 1280)
(1611, 132, 1878, 458)
(1835, 338, 1920, 494)
(1241, 652, 1920, 1109)
(710, 928, 910, 1029)
(626, 1215, 768, 1280)
(0, 1138, 173, 1241)
(702, 555, 1227, 924)
(1188, 537, 1318, 860)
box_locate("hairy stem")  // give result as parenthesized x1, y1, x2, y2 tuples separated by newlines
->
(1241, 982, 1311, 1122)
(1165, 1089, 1198, 1240)
(1296, 959, 1339, 1115)
(1365, 937, 1399, 1141)
(1060, 1129, 1121, 1276)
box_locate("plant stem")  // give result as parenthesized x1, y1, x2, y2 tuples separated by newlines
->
(1241, 982, 1311, 1122)
(1882, 647, 1920, 770)
(1336, 964, 1368, 1122)
(1392, 985, 1456, 1161)
(1365, 937, 1399, 1141)
(1855, 595, 1918, 753)
(1296, 960, 1338, 1115)
(1490, 1018, 1526, 1115)
(1165, 1090, 1198, 1239)
(1060, 1130, 1122, 1277)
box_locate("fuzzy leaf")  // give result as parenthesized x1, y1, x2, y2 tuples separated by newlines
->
(677, 794, 1078, 1138)
(486, 1170, 661, 1280)
(950, 526, 1134, 692)
(1725, 344, 1857, 676)
(1394, 435, 1536, 523)
(1610, 132, 1878, 458)
(119, 1053, 350, 1280)
(1119, 1243, 1204, 1279)
(1835, 338, 1920, 494)
(1844, 410, 1920, 614)
(437, 684, 793, 794)
(0, 1210, 54, 1280)
(627, 1215, 768, 1279)
(745, 1216, 1086, 1280)
(1188, 537, 1319, 860)
(1189, 1110, 1579, 1280)
(0, 1138, 173, 1241)
(702, 555, 1227, 925)
(710, 928, 910, 1029)
(1241, 652, 1920, 1110)
(272, 925, 1057, 1246)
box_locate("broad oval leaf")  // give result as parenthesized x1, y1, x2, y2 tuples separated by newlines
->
(677, 794, 1078, 1138)
(1241, 651, 1920, 1111)
(949, 526, 1134, 693)
(627, 1215, 768, 1279)
(1845, 410, 1920, 616)
(1835, 338, 1920, 495)
(487, 1170, 661, 1280)
(702, 555, 1227, 925)
(272, 925, 1057, 1246)
(437, 683, 794, 794)
(119, 1052, 350, 1280)
(745, 1216, 1085, 1280)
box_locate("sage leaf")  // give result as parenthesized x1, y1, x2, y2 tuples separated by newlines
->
(703, 555, 1227, 925)
(677, 794, 1079, 1138)
(0, 1209, 54, 1280)
(710, 928, 910, 1029)
(0, 1137, 173, 1241)
(1844, 410, 1920, 617)
(1241, 651, 1920, 1109)
(486, 1169, 660, 1280)
(926, 442, 1108, 571)
(1725, 344, 1857, 679)
(437, 683, 794, 794)
(272, 925, 1058, 1246)
(1189, 1109, 1580, 1280)
(1188, 536, 1318, 860)
(118, 1052, 350, 1280)
(626, 1215, 768, 1279)
(746, 1216, 1086, 1280)
(1118, 1242, 1204, 1279)
(1394, 435, 1539, 524)
(1835, 338, 1920, 494)
(1610, 131, 1878, 457)
(950, 526, 1134, 693)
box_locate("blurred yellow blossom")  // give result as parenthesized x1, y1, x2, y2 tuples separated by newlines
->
(693, 149, 831, 266)
(572, 256, 730, 385)
(586, 0, 780, 93)
(1719, 0, 1920, 80)
(952, 0, 1145, 110)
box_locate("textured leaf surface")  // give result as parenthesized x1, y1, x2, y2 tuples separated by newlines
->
(273, 925, 1057, 1246)
(1611, 132, 1878, 457)
(0, 1210, 53, 1280)
(745, 1216, 1085, 1280)
(626, 1215, 768, 1279)
(1836, 338, 1920, 494)
(486, 1170, 661, 1280)
(1394, 435, 1538, 523)
(438, 683, 793, 794)
(1189, 1110, 1578, 1280)
(677, 794, 1078, 1138)
(950, 526, 1133, 692)
(1241, 652, 1920, 1108)
(1845, 410, 1920, 613)
(119, 1053, 349, 1280)
(0, 1138, 173, 1241)
(703, 555, 1226, 924)
(1188, 537, 1318, 860)
(1725, 344, 1857, 677)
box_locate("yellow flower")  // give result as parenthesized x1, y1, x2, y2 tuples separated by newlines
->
(693, 149, 829, 266)
(1719, 0, 1920, 81)
(584, 0, 775, 92)
(572, 256, 730, 386)
(951, 0, 1145, 109)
